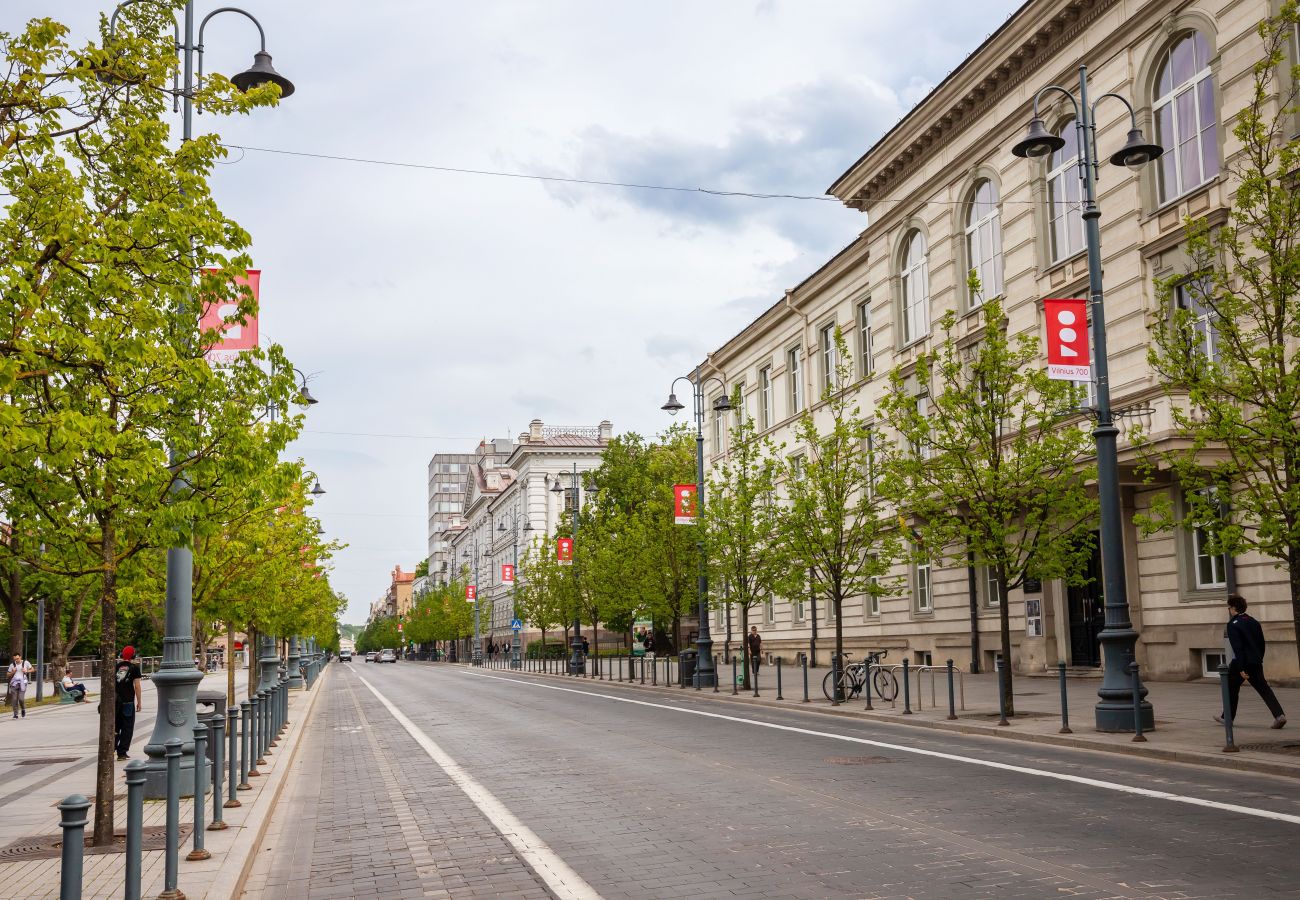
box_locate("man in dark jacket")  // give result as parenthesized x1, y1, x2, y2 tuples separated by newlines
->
(746, 626, 762, 676)
(1218, 594, 1286, 728)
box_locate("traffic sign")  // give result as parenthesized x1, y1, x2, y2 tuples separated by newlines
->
(511, 618, 522, 632)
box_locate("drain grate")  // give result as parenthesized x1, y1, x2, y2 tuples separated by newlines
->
(0, 825, 191, 860)
(16, 757, 80, 766)
(1238, 741, 1300, 757)
(826, 755, 895, 765)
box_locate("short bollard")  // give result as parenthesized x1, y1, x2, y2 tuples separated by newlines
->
(125, 760, 146, 900)
(830, 654, 841, 706)
(995, 658, 1009, 726)
(1058, 661, 1072, 734)
(752, 660, 759, 697)
(652, 657, 657, 686)
(56, 794, 91, 900)
(268, 685, 279, 746)
(210, 717, 227, 829)
(863, 657, 873, 710)
(189, 724, 211, 860)
(639, 656, 645, 685)
(226, 707, 242, 806)
(802, 654, 810, 703)
(239, 700, 254, 786)
(1129, 661, 1147, 743)
(1218, 664, 1239, 753)
(776, 656, 784, 700)
(731, 656, 738, 695)
(161, 738, 183, 899)
(902, 659, 912, 714)
(713, 654, 720, 693)
(946, 659, 957, 720)
(250, 694, 264, 773)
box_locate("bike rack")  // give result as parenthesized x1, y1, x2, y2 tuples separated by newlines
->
(863, 663, 965, 711)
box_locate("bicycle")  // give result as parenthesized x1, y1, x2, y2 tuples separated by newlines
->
(821, 650, 898, 702)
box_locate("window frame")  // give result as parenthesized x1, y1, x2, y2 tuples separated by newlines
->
(1174, 276, 1219, 365)
(1153, 30, 1219, 204)
(965, 178, 1003, 306)
(856, 299, 874, 377)
(759, 365, 773, 429)
(820, 322, 840, 393)
(1047, 118, 1085, 263)
(914, 554, 933, 614)
(788, 345, 804, 414)
(711, 393, 725, 452)
(901, 230, 930, 344)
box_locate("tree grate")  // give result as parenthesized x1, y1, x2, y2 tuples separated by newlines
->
(0, 824, 191, 860)
(16, 757, 81, 766)
(1238, 741, 1300, 756)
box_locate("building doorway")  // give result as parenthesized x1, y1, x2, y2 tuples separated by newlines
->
(1066, 534, 1104, 667)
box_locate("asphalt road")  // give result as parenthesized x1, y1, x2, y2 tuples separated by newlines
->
(249, 662, 1300, 900)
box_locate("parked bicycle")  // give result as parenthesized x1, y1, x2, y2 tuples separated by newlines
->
(821, 650, 898, 702)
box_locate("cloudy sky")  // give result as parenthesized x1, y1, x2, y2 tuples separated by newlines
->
(10, 1, 1021, 625)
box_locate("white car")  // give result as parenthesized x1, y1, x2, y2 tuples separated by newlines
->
(365, 651, 378, 663)
(379, 648, 397, 663)
(338, 649, 353, 662)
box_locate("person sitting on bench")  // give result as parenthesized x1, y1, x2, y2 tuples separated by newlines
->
(61, 673, 86, 702)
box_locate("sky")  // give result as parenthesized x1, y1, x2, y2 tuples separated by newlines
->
(8, 1, 1023, 625)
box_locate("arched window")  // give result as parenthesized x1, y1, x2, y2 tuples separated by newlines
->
(965, 179, 1002, 304)
(1048, 118, 1084, 262)
(901, 230, 929, 343)
(1154, 31, 1218, 203)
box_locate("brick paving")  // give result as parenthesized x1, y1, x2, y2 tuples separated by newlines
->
(247, 662, 1300, 899)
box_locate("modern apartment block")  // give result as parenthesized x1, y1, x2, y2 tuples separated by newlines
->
(697, 0, 1299, 680)
(426, 446, 506, 587)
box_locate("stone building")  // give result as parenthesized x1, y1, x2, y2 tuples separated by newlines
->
(697, 0, 1299, 680)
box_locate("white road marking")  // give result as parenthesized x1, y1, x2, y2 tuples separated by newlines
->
(355, 673, 603, 900)
(462, 669, 1300, 827)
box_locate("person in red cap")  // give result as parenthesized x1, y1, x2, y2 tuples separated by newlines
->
(114, 646, 143, 760)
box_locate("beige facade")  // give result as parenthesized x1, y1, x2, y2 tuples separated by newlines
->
(698, 0, 1299, 681)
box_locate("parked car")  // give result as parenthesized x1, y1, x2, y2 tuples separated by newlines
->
(379, 648, 397, 664)
(339, 649, 353, 662)
(365, 651, 378, 663)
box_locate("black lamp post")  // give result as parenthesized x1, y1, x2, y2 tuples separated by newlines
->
(108, 0, 293, 799)
(661, 373, 731, 688)
(497, 514, 534, 669)
(461, 541, 483, 666)
(1011, 65, 1161, 732)
(551, 463, 596, 675)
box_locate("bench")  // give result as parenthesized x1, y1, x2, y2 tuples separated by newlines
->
(54, 682, 83, 704)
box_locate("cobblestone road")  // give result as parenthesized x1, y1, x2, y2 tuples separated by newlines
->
(245, 662, 1300, 899)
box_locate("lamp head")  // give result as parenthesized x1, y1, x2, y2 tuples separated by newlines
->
(231, 50, 295, 97)
(309, 479, 325, 497)
(550, 478, 564, 494)
(497, 521, 506, 532)
(661, 392, 685, 415)
(1109, 128, 1163, 170)
(1011, 117, 1065, 159)
(523, 521, 534, 532)
(297, 384, 318, 406)
(712, 395, 733, 412)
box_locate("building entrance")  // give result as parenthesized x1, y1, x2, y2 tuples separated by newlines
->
(1066, 534, 1104, 667)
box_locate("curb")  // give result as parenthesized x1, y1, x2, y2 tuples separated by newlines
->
(211, 666, 330, 900)
(438, 661, 1300, 781)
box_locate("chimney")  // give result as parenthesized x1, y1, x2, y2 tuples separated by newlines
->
(529, 419, 544, 442)
(599, 420, 613, 443)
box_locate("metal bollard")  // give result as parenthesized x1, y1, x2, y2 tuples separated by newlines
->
(240, 700, 254, 786)
(802, 654, 810, 703)
(226, 707, 241, 806)
(250, 694, 264, 774)
(713, 654, 720, 693)
(125, 760, 146, 900)
(863, 656, 873, 710)
(995, 658, 1009, 726)
(162, 738, 182, 898)
(210, 717, 227, 829)
(1218, 664, 1239, 753)
(731, 656, 738, 695)
(752, 659, 760, 697)
(776, 657, 784, 700)
(268, 685, 279, 746)
(188, 724, 211, 860)
(902, 659, 912, 714)
(652, 656, 657, 686)
(946, 659, 957, 720)
(57, 794, 91, 900)
(1129, 661, 1147, 743)
(1058, 661, 1072, 734)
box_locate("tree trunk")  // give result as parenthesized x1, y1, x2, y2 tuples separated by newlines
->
(92, 516, 118, 846)
(5, 560, 22, 658)
(740, 604, 750, 689)
(997, 569, 1014, 718)
(227, 622, 236, 707)
(966, 550, 981, 674)
(833, 596, 844, 703)
(1289, 547, 1300, 671)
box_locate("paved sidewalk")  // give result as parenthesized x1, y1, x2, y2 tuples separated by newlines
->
(0, 665, 327, 899)
(468, 656, 1300, 778)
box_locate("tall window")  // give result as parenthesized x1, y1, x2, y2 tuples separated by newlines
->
(1155, 31, 1219, 203)
(1048, 118, 1085, 262)
(788, 346, 804, 413)
(913, 393, 932, 459)
(1191, 488, 1228, 589)
(863, 425, 878, 498)
(711, 395, 725, 451)
(1176, 277, 1219, 363)
(856, 300, 874, 376)
(984, 566, 1001, 607)
(867, 553, 881, 616)
(901, 231, 929, 342)
(966, 179, 1003, 304)
(820, 324, 840, 392)
(914, 554, 932, 612)
(759, 366, 773, 429)
(732, 381, 746, 425)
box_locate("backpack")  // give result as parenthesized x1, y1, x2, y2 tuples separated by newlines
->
(9, 664, 28, 691)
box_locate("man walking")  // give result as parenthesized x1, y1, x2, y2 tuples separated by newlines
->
(114, 646, 143, 759)
(7, 652, 33, 718)
(746, 626, 762, 679)
(1217, 594, 1287, 729)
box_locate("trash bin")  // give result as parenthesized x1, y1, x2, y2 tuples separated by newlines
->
(196, 689, 227, 764)
(679, 649, 698, 687)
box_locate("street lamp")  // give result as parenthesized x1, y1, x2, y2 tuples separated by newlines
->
(309, 479, 326, 497)
(551, 463, 596, 675)
(461, 542, 484, 666)
(1011, 65, 1161, 732)
(108, 0, 294, 799)
(498, 514, 534, 669)
(660, 373, 731, 688)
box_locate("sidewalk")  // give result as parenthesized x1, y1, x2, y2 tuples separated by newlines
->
(0, 665, 328, 899)
(461, 658, 1300, 779)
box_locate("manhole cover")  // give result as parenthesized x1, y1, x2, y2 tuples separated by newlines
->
(825, 755, 895, 765)
(0, 825, 191, 860)
(1238, 741, 1300, 756)
(16, 757, 80, 766)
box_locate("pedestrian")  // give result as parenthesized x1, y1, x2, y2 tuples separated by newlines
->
(746, 626, 763, 676)
(7, 652, 33, 718)
(1217, 594, 1287, 729)
(581, 636, 590, 658)
(114, 646, 144, 760)
(61, 672, 87, 702)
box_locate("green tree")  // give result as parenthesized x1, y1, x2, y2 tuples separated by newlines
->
(880, 301, 1096, 715)
(1141, 6, 1300, 651)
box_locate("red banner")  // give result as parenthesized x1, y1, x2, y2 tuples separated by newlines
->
(397, 622, 403, 633)
(1044, 298, 1090, 381)
(501, 564, 515, 584)
(557, 537, 573, 565)
(199, 269, 261, 364)
(465, 585, 477, 602)
(674, 483, 697, 525)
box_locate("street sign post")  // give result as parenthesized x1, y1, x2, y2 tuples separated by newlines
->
(511, 619, 522, 632)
